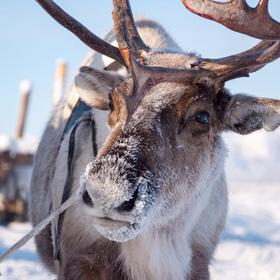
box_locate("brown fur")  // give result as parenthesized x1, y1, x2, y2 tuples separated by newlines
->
(35, 224, 55, 272)
(190, 242, 210, 280)
(62, 242, 126, 280)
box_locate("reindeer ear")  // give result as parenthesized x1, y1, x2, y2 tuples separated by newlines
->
(75, 66, 124, 110)
(219, 92, 280, 135)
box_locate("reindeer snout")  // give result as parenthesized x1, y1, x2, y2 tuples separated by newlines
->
(81, 155, 143, 221)
(115, 187, 139, 212)
(82, 185, 139, 214)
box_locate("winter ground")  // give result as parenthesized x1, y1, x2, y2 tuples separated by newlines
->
(210, 182, 280, 280)
(0, 131, 280, 279)
(1, 183, 279, 280)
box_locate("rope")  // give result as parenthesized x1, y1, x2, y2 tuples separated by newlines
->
(0, 184, 85, 265)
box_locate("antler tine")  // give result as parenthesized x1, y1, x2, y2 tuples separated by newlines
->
(258, 0, 269, 13)
(182, 0, 280, 40)
(36, 0, 125, 66)
(112, 0, 149, 67)
(182, 0, 280, 84)
(201, 40, 280, 83)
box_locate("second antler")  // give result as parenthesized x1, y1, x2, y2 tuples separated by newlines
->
(182, 0, 280, 83)
(182, 0, 280, 40)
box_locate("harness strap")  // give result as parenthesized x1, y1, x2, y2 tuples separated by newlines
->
(62, 100, 92, 138)
(51, 100, 98, 262)
(54, 115, 97, 262)
(54, 119, 78, 261)
(91, 119, 98, 158)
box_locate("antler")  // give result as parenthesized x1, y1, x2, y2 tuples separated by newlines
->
(36, 0, 280, 124)
(182, 0, 280, 40)
(202, 40, 280, 83)
(112, 0, 149, 63)
(35, 0, 125, 66)
(36, 0, 214, 125)
(182, 0, 280, 83)
(111, 0, 218, 125)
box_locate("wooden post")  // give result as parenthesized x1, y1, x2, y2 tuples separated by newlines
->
(52, 59, 67, 108)
(16, 80, 32, 139)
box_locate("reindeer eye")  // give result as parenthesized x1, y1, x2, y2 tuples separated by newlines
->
(195, 111, 210, 125)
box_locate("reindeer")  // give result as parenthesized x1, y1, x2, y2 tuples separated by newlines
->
(30, 0, 280, 279)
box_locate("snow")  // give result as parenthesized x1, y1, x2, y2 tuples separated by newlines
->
(0, 135, 38, 155)
(0, 130, 279, 279)
(210, 183, 280, 280)
(19, 81, 32, 95)
(1, 182, 279, 279)
(0, 223, 51, 280)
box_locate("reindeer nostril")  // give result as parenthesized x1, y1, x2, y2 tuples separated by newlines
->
(116, 188, 139, 212)
(82, 191, 94, 207)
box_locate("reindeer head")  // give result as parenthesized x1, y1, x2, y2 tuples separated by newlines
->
(37, 0, 280, 242)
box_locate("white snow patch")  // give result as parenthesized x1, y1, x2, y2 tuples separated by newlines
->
(210, 183, 280, 280)
(19, 80, 32, 94)
(0, 223, 52, 279)
(0, 135, 38, 154)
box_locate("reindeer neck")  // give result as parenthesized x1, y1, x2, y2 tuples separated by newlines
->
(119, 220, 191, 280)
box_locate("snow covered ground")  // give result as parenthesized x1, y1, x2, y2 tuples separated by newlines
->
(0, 130, 279, 279)
(1, 182, 279, 279)
(210, 183, 280, 280)
(0, 223, 51, 280)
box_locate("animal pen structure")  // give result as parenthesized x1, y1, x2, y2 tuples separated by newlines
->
(0, 61, 67, 224)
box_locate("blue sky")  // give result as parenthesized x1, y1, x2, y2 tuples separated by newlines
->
(1, 0, 280, 137)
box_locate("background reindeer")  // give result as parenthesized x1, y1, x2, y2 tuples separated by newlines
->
(30, 0, 280, 279)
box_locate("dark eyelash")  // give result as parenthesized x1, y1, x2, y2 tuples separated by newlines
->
(109, 94, 114, 111)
